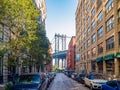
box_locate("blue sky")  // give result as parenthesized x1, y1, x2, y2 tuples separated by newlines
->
(46, 0, 78, 42)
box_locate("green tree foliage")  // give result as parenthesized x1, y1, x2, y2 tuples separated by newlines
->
(52, 65, 58, 72)
(29, 24, 51, 69)
(0, 0, 51, 68)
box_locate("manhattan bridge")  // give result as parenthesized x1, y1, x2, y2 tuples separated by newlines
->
(51, 33, 71, 69)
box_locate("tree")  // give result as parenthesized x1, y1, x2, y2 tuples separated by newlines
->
(0, 0, 51, 73)
(29, 24, 51, 71)
(52, 65, 58, 72)
(0, 0, 39, 67)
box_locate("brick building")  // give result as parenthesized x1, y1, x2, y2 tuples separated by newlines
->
(67, 36, 76, 71)
(75, 0, 120, 79)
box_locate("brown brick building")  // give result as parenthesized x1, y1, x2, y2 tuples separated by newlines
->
(66, 36, 76, 71)
(75, 0, 120, 79)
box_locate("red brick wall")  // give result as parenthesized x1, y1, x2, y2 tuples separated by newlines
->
(66, 36, 75, 71)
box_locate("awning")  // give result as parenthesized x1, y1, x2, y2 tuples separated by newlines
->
(96, 57, 103, 62)
(104, 54, 114, 60)
(115, 52, 120, 58)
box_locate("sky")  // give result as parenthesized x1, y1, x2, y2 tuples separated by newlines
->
(46, 0, 78, 43)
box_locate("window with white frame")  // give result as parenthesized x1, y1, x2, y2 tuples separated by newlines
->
(87, 28, 90, 35)
(106, 36, 114, 50)
(106, 16, 114, 32)
(98, 26, 103, 38)
(87, 39, 91, 46)
(105, 0, 113, 13)
(92, 33, 96, 43)
(87, 16, 90, 23)
(92, 8, 95, 16)
(92, 21, 96, 30)
(97, 11, 103, 23)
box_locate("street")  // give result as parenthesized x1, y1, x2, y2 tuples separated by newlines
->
(48, 73, 89, 90)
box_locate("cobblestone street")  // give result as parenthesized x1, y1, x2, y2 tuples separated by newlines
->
(48, 73, 90, 90)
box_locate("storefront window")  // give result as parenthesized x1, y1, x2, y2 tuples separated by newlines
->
(106, 60, 114, 75)
(98, 62, 103, 73)
(91, 61, 96, 72)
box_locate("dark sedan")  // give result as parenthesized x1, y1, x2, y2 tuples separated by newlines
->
(102, 80, 120, 90)
(12, 73, 42, 90)
(78, 73, 85, 84)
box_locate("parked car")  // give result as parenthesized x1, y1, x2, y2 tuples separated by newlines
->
(65, 70, 74, 77)
(71, 73, 78, 80)
(84, 74, 107, 90)
(78, 73, 85, 84)
(102, 80, 120, 90)
(12, 73, 45, 90)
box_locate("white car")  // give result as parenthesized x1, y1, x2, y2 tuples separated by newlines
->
(90, 79, 107, 90)
(84, 74, 107, 90)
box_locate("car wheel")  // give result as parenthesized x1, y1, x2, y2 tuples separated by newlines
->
(101, 88, 104, 90)
(90, 85, 94, 90)
(84, 83, 87, 87)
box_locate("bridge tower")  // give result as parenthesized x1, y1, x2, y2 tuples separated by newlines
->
(54, 33, 67, 68)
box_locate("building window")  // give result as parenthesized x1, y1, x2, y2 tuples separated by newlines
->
(106, 16, 114, 32)
(92, 21, 96, 30)
(92, 33, 96, 43)
(106, 36, 114, 50)
(118, 32, 120, 45)
(92, 47, 96, 57)
(87, 51, 91, 58)
(87, 6, 90, 12)
(98, 26, 103, 38)
(118, 9, 120, 23)
(98, 42, 103, 54)
(87, 16, 90, 23)
(0, 25, 3, 40)
(92, 8, 96, 16)
(84, 32, 87, 40)
(84, 43, 87, 49)
(97, 0, 102, 9)
(87, 39, 91, 46)
(91, 0, 95, 4)
(105, 0, 113, 14)
(87, 28, 90, 35)
(97, 11, 103, 23)
(0, 31, 3, 40)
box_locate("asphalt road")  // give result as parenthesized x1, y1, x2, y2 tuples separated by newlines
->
(48, 73, 90, 90)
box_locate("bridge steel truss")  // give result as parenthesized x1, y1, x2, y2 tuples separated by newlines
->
(54, 33, 67, 68)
